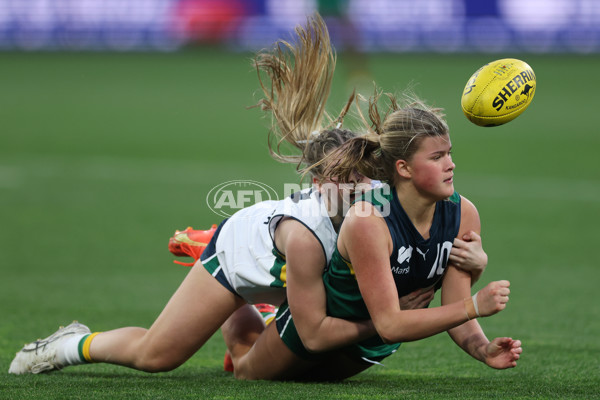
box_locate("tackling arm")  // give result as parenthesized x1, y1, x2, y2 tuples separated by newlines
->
(277, 219, 375, 353)
(448, 196, 487, 285)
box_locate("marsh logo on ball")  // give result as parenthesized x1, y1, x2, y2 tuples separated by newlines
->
(207, 180, 279, 218)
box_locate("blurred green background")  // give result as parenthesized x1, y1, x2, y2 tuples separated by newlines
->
(1, 51, 599, 399)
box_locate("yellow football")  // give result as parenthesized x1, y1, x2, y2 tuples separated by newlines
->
(461, 58, 536, 127)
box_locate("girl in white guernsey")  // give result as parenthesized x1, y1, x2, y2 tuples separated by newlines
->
(8, 15, 376, 376)
(9, 15, 487, 377)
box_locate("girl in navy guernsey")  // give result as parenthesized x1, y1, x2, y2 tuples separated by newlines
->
(9, 15, 494, 380)
(223, 91, 521, 381)
(315, 91, 522, 374)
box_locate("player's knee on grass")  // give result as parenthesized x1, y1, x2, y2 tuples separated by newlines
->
(131, 341, 188, 373)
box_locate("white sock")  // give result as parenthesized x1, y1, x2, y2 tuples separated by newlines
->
(58, 334, 88, 366)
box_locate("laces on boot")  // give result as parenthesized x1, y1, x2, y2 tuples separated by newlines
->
(168, 224, 217, 267)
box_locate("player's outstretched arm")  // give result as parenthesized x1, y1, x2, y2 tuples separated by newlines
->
(441, 266, 522, 369)
(343, 206, 511, 344)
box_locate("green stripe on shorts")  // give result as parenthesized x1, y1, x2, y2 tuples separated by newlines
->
(202, 253, 220, 275)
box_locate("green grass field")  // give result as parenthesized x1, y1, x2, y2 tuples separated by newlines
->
(1, 50, 599, 399)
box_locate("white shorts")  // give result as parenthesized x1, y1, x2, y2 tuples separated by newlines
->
(209, 204, 287, 306)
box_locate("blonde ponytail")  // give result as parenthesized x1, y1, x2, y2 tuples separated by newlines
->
(253, 14, 338, 166)
(319, 134, 388, 183)
(321, 89, 450, 184)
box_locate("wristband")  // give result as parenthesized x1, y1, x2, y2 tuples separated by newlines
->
(463, 297, 478, 320)
(472, 292, 481, 317)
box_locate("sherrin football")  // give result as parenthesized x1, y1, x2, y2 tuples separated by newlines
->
(461, 58, 536, 127)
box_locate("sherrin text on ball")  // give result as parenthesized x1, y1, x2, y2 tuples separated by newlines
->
(461, 58, 536, 127)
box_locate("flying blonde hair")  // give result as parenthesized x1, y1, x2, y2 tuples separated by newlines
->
(253, 13, 357, 179)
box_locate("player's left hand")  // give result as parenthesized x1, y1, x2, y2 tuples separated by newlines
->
(483, 337, 522, 369)
(449, 231, 488, 279)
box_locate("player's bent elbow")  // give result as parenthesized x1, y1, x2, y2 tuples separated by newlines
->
(376, 325, 402, 345)
(375, 320, 412, 344)
(380, 330, 418, 344)
(379, 332, 399, 345)
(301, 335, 328, 354)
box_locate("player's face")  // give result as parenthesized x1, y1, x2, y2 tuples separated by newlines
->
(338, 172, 372, 208)
(319, 172, 372, 218)
(407, 134, 455, 200)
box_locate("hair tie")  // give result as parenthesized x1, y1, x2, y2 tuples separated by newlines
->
(298, 130, 320, 145)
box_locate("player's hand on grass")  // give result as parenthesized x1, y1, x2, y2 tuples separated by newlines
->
(399, 287, 435, 310)
(476, 280, 510, 317)
(450, 231, 488, 278)
(483, 337, 522, 369)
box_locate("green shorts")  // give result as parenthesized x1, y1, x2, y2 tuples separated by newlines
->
(275, 301, 401, 364)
